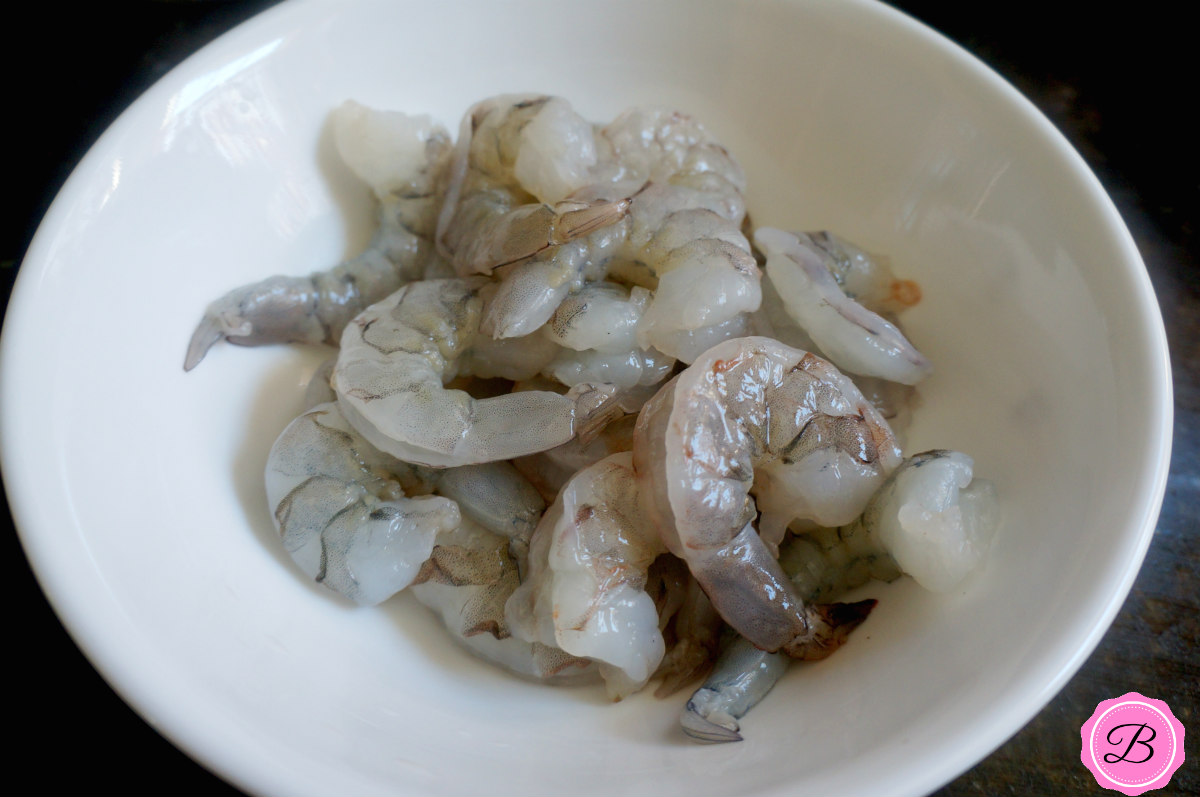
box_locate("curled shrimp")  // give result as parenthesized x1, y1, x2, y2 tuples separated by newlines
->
(440, 98, 762, 349)
(434, 96, 637, 338)
(681, 449, 999, 742)
(184, 101, 452, 370)
(264, 402, 459, 605)
(598, 107, 760, 361)
(333, 278, 620, 468)
(753, 227, 931, 385)
(411, 518, 599, 683)
(802, 231, 922, 316)
(409, 465, 596, 683)
(634, 336, 900, 659)
(505, 452, 666, 700)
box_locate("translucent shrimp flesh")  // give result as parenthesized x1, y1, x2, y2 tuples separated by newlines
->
(505, 452, 666, 700)
(184, 102, 452, 370)
(333, 278, 620, 467)
(411, 513, 597, 683)
(633, 336, 901, 659)
(681, 449, 998, 742)
(437, 97, 762, 351)
(754, 227, 931, 385)
(187, 94, 1004, 728)
(264, 402, 458, 605)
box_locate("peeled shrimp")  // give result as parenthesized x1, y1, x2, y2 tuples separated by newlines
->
(434, 96, 637, 338)
(511, 412, 638, 503)
(754, 228, 931, 385)
(863, 449, 1000, 591)
(411, 518, 598, 682)
(803, 231, 922, 316)
(439, 98, 762, 350)
(681, 449, 999, 742)
(505, 452, 665, 700)
(599, 108, 761, 361)
(265, 402, 458, 605)
(184, 102, 452, 370)
(333, 278, 620, 468)
(634, 336, 900, 659)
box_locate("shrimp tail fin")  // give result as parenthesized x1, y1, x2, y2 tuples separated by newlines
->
(680, 700, 743, 743)
(781, 598, 877, 662)
(184, 316, 224, 371)
(568, 382, 623, 445)
(552, 195, 634, 244)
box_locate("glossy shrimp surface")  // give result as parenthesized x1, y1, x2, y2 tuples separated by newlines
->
(506, 452, 665, 699)
(634, 336, 899, 658)
(185, 102, 452, 369)
(185, 94, 1003, 738)
(265, 402, 458, 605)
(332, 278, 619, 467)
(682, 449, 999, 742)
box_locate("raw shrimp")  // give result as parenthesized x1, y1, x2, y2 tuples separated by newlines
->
(411, 517, 598, 682)
(266, 395, 555, 620)
(863, 449, 1000, 591)
(680, 524, 900, 743)
(442, 98, 763, 350)
(597, 107, 762, 361)
(265, 402, 457, 605)
(436, 95, 637, 334)
(511, 413, 638, 502)
(537, 281, 676, 390)
(633, 336, 900, 659)
(437, 95, 632, 265)
(270, 402, 582, 678)
(681, 449, 999, 741)
(333, 278, 620, 468)
(653, 566, 725, 698)
(804, 231, 922, 315)
(505, 452, 666, 700)
(184, 102, 452, 370)
(680, 634, 790, 743)
(754, 228, 931, 385)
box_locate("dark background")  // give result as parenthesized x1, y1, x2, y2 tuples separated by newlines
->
(3, 1, 1195, 794)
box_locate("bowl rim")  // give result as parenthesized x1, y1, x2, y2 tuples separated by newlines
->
(0, 0, 1174, 794)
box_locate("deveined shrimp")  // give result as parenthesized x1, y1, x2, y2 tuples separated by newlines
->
(511, 412, 638, 503)
(407, 455, 594, 682)
(753, 227, 931, 385)
(184, 101, 452, 370)
(681, 449, 999, 742)
(433, 96, 638, 339)
(265, 402, 459, 605)
(633, 336, 900, 659)
(411, 517, 599, 683)
(803, 231, 922, 316)
(333, 278, 620, 468)
(441, 98, 763, 350)
(505, 452, 666, 700)
(437, 96, 634, 277)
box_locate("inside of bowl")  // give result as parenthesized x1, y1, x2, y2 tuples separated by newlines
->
(7, 1, 1168, 795)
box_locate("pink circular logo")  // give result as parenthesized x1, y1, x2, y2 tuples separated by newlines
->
(1081, 692, 1185, 794)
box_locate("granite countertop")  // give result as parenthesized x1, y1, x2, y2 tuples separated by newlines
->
(3, 2, 1195, 794)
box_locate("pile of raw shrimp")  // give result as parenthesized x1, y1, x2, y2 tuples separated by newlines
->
(185, 95, 999, 743)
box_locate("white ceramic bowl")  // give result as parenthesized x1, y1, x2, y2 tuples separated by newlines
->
(1, 0, 1171, 795)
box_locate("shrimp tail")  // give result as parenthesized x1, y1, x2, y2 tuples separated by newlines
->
(680, 699, 744, 743)
(183, 316, 226, 371)
(781, 598, 877, 661)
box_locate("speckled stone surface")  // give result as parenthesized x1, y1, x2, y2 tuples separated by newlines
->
(3, 2, 1195, 794)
